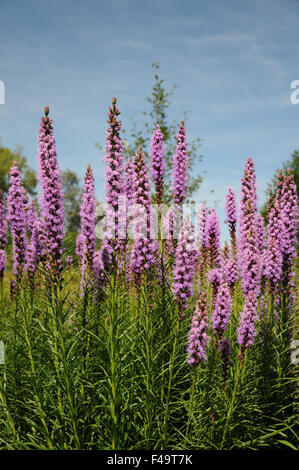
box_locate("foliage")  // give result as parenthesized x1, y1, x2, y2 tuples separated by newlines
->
(0, 140, 37, 196)
(121, 62, 204, 203)
(0, 270, 297, 450)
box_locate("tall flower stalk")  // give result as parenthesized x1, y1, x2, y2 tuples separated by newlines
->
(124, 159, 135, 244)
(237, 292, 258, 357)
(197, 202, 208, 284)
(77, 165, 96, 294)
(150, 124, 165, 205)
(130, 147, 156, 278)
(239, 157, 261, 296)
(187, 292, 210, 366)
(0, 190, 7, 280)
(172, 219, 197, 318)
(212, 281, 232, 343)
(172, 121, 188, 207)
(280, 172, 298, 288)
(102, 97, 124, 265)
(225, 187, 237, 255)
(206, 208, 221, 268)
(38, 106, 64, 287)
(7, 162, 27, 282)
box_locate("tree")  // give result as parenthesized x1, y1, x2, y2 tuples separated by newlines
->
(261, 149, 299, 221)
(122, 62, 204, 203)
(62, 169, 82, 233)
(0, 140, 37, 196)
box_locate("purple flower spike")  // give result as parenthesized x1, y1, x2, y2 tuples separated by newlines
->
(265, 190, 283, 291)
(124, 159, 135, 234)
(76, 233, 87, 261)
(150, 124, 165, 204)
(212, 282, 232, 341)
(130, 147, 156, 277)
(0, 190, 7, 277)
(280, 173, 298, 285)
(7, 162, 27, 280)
(172, 121, 188, 206)
(238, 158, 261, 296)
(197, 202, 208, 250)
(240, 157, 257, 220)
(38, 106, 64, 282)
(206, 208, 221, 268)
(172, 219, 197, 315)
(224, 257, 238, 292)
(209, 267, 223, 300)
(225, 187, 237, 251)
(240, 225, 261, 295)
(93, 250, 105, 282)
(256, 213, 265, 253)
(77, 165, 97, 293)
(27, 201, 37, 237)
(0, 190, 8, 249)
(237, 292, 258, 355)
(187, 293, 210, 366)
(80, 165, 96, 255)
(104, 97, 124, 255)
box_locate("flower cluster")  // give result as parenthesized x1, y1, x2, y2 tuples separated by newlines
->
(187, 293, 210, 366)
(0, 190, 7, 277)
(172, 121, 188, 206)
(280, 172, 298, 284)
(1, 101, 298, 379)
(130, 147, 157, 276)
(38, 106, 64, 282)
(150, 124, 165, 204)
(7, 162, 27, 280)
(238, 158, 261, 295)
(77, 165, 97, 292)
(225, 187, 237, 251)
(206, 208, 221, 268)
(237, 292, 258, 356)
(104, 97, 124, 251)
(212, 282, 232, 341)
(172, 219, 197, 316)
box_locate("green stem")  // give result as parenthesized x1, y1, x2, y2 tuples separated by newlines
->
(21, 299, 53, 449)
(184, 366, 198, 446)
(0, 372, 20, 445)
(57, 316, 81, 449)
(162, 316, 180, 449)
(220, 352, 245, 449)
(109, 271, 119, 450)
(203, 343, 217, 409)
(142, 279, 153, 448)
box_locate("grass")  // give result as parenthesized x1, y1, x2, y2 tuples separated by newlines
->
(0, 256, 297, 450)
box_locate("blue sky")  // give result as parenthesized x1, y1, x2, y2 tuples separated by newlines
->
(0, 0, 299, 240)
